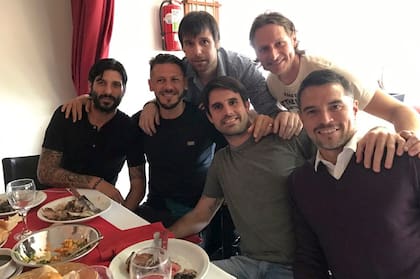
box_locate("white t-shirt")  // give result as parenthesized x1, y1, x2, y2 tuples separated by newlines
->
(266, 54, 375, 112)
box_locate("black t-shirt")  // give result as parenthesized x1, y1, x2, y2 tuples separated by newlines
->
(42, 106, 143, 185)
(131, 102, 226, 207)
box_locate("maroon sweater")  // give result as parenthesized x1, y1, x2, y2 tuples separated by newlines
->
(289, 153, 420, 279)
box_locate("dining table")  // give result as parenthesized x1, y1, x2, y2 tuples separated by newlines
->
(2, 188, 236, 279)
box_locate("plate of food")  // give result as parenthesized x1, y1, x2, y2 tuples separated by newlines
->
(11, 224, 101, 268)
(37, 189, 111, 223)
(109, 238, 210, 279)
(0, 191, 47, 217)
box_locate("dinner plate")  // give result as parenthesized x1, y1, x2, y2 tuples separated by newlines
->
(109, 238, 210, 279)
(37, 189, 111, 223)
(11, 224, 101, 268)
(0, 191, 47, 217)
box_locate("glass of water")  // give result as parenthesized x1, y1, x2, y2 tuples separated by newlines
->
(6, 178, 36, 240)
(129, 246, 171, 279)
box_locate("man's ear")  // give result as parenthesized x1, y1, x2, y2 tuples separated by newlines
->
(148, 79, 153, 91)
(245, 100, 250, 111)
(206, 111, 214, 124)
(353, 99, 359, 116)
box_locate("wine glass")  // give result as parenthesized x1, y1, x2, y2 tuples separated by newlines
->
(129, 247, 172, 279)
(6, 178, 36, 240)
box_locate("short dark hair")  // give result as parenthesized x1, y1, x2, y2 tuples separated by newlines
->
(178, 11, 220, 47)
(149, 53, 185, 75)
(249, 11, 304, 55)
(297, 69, 354, 109)
(88, 58, 128, 90)
(202, 76, 249, 114)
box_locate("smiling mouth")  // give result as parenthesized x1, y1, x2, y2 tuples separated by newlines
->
(316, 127, 339, 135)
(222, 116, 239, 126)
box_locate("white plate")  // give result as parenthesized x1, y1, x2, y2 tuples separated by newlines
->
(37, 189, 111, 223)
(0, 191, 47, 217)
(109, 238, 210, 279)
(11, 224, 101, 268)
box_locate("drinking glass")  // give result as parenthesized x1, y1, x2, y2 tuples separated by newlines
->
(129, 247, 172, 279)
(6, 178, 36, 240)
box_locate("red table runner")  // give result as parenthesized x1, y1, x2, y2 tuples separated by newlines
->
(2, 189, 173, 266)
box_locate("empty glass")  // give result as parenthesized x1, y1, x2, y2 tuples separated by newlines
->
(129, 247, 171, 279)
(6, 178, 36, 240)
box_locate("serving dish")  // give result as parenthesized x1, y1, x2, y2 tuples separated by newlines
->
(11, 224, 101, 267)
(109, 238, 209, 279)
(37, 189, 111, 223)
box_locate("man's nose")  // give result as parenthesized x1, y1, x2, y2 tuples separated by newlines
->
(319, 110, 333, 123)
(268, 46, 278, 61)
(192, 43, 203, 55)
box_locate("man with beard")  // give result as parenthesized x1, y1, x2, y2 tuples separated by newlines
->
(289, 70, 420, 278)
(169, 76, 315, 279)
(132, 53, 226, 229)
(38, 58, 145, 210)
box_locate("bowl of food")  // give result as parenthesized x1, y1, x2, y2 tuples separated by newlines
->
(109, 238, 210, 279)
(11, 224, 102, 267)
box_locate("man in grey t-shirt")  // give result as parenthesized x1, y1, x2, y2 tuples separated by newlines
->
(169, 76, 314, 279)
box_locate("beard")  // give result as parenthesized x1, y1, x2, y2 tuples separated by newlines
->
(155, 89, 185, 110)
(311, 124, 355, 151)
(90, 91, 122, 113)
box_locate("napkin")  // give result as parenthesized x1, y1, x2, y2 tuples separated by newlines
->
(97, 222, 173, 262)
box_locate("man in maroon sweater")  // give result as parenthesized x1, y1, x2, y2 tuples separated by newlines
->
(289, 69, 420, 278)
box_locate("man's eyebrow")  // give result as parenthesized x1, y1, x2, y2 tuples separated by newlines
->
(302, 105, 316, 113)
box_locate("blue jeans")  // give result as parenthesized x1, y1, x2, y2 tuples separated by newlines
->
(213, 255, 293, 279)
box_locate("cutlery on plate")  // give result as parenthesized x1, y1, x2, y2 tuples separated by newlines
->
(61, 235, 104, 261)
(68, 188, 102, 214)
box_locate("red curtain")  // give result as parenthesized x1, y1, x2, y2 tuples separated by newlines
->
(71, 0, 114, 96)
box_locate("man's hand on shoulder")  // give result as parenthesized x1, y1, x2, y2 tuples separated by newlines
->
(355, 126, 405, 172)
(61, 94, 91, 122)
(273, 111, 303, 140)
(139, 101, 160, 136)
(399, 130, 420, 157)
(248, 112, 274, 142)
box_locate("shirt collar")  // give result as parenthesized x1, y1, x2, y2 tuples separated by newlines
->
(314, 131, 360, 172)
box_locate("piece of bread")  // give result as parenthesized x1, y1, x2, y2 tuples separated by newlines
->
(38, 271, 62, 279)
(0, 214, 22, 231)
(0, 228, 9, 243)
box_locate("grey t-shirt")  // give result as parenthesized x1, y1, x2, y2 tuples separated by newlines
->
(203, 132, 314, 264)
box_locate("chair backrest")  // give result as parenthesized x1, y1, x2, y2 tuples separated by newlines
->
(2, 155, 48, 191)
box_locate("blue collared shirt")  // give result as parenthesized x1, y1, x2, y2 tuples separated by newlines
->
(183, 47, 282, 116)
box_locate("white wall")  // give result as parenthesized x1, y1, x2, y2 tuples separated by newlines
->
(0, 1, 74, 193)
(1, 0, 419, 193)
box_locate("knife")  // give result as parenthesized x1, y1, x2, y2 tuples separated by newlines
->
(69, 187, 102, 214)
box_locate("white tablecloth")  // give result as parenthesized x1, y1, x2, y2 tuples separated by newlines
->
(101, 199, 236, 279)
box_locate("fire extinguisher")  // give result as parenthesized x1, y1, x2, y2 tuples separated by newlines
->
(159, 0, 183, 51)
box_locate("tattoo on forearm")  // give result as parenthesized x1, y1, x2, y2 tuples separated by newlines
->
(39, 148, 92, 188)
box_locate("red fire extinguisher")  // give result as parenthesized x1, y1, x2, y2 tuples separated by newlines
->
(159, 0, 183, 51)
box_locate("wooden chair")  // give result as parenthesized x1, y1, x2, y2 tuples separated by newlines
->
(2, 155, 48, 191)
